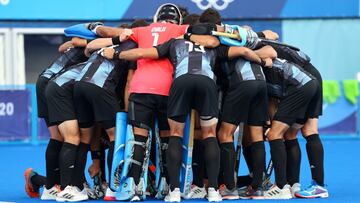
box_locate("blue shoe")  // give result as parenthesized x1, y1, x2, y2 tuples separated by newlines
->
(295, 180, 329, 198)
(116, 177, 136, 200)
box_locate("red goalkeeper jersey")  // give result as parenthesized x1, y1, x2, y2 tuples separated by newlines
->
(129, 22, 188, 96)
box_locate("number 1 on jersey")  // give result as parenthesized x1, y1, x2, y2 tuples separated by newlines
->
(152, 33, 160, 46)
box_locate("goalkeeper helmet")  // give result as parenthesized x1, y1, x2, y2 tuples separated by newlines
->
(153, 3, 182, 25)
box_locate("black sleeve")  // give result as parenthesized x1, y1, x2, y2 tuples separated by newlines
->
(215, 45, 230, 60)
(187, 23, 217, 35)
(154, 38, 175, 58)
(127, 61, 137, 70)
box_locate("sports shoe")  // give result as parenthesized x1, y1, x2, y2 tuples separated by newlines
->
(104, 187, 116, 201)
(155, 177, 169, 199)
(219, 185, 239, 200)
(41, 185, 61, 200)
(56, 185, 88, 202)
(24, 168, 40, 198)
(206, 187, 222, 202)
(264, 184, 292, 199)
(239, 185, 264, 200)
(290, 183, 301, 198)
(83, 182, 97, 199)
(182, 185, 206, 199)
(237, 186, 248, 197)
(165, 188, 181, 202)
(295, 180, 329, 198)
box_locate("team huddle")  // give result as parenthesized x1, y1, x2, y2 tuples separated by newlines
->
(24, 3, 329, 202)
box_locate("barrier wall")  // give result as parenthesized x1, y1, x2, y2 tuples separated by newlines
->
(0, 82, 359, 144)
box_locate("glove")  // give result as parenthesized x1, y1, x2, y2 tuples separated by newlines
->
(86, 22, 104, 34)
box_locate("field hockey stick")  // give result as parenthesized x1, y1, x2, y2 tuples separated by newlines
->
(262, 124, 274, 188)
(211, 31, 300, 51)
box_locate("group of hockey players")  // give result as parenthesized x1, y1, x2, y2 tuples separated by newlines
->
(24, 3, 329, 202)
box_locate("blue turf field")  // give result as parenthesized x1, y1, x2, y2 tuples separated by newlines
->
(1, 139, 359, 203)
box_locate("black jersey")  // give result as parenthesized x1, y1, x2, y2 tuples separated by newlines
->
(221, 57, 265, 87)
(271, 44, 311, 67)
(40, 47, 88, 79)
(76, 40, 137, 93)
(51, 63, 86, 92)
(263, 58, 315, 98)
(155, 38, 229, 80)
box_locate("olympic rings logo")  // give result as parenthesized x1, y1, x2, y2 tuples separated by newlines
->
(191, 0, 234, 10)
(0, 0, 10, 6)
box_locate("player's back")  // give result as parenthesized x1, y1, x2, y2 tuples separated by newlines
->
(129, 22, 188, 96)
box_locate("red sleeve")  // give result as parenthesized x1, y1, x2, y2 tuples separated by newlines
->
(178, 25, 189, 35)
(130, 27, 140, 43)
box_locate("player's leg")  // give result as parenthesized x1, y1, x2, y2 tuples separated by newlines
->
(194, 75, 221, 202)
(165, 74, 193, 202)
(284, 126, 301, 197)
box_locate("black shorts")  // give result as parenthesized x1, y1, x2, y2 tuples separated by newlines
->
(168, 74, 218, 123)
(73, 82, 120, 129)
(128, 93, 170, 130)
(36, 76, 52, 126)
(45, 81, 77, 125)
(221, 80, 268, 126)
(302, 63, 323, 116)
(274, 80, 320, 126)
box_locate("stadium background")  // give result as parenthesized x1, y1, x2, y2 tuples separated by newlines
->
(0, 0, 359, 202)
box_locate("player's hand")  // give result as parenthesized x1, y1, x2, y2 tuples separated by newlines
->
(101, 47, 116, 59)
(86, 22, 104, 34)
(88, 159, 101, 178)
(264, 58, 273, 67)
(262, 30, 279, 40)
(119, 28, 133, 42)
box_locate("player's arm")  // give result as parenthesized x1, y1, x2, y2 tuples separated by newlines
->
(102, 47, 159, 61)
(58, 41, 73, 53)
(71, 37, 89, 47)
(85, 38, 113, 56)
(95, 26, 124, 38)
(255, 45, 277, 59)
(186, 34, 220, 48)
(124, 69, 135, 112)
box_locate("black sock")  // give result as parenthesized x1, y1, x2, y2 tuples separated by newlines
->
(220, 142, 235, 190)
(59, 142, 78, 190)
(45, 139, 62, 189)
(107, 141, 115, 188)
(305, 134, 324, 186)
(160, 137, 169, 181)
(128, 135, 147, 185)
(251, 141, 266, 190)
(203, 137, 220, 189)
(192, 139, 205, 187)
(100, 149, 106, 182)
(237, 175, 252, 188)
(73, 142, 89, 190)
(167, 136, 182, 190)
(31, 174, 47, 190)
(285, 139, 301, 186)
(243, 145, 253, 173)
(269, 139, 287, 189)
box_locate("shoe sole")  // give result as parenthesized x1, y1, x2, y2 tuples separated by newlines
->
(104, 196, 116, 201)
(222, 195, 240, 200)
(295, 192, 329, 198)
(56, 197, 88, 202)
(24, 168, 39, 198)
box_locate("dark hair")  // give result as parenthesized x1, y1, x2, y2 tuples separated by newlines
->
(118, 23, 130, 28)
(199, 8, 222, 25)
(178, 6, 189, 18)
(131, 19, 149, 28)
(182, 14, 200, 26)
